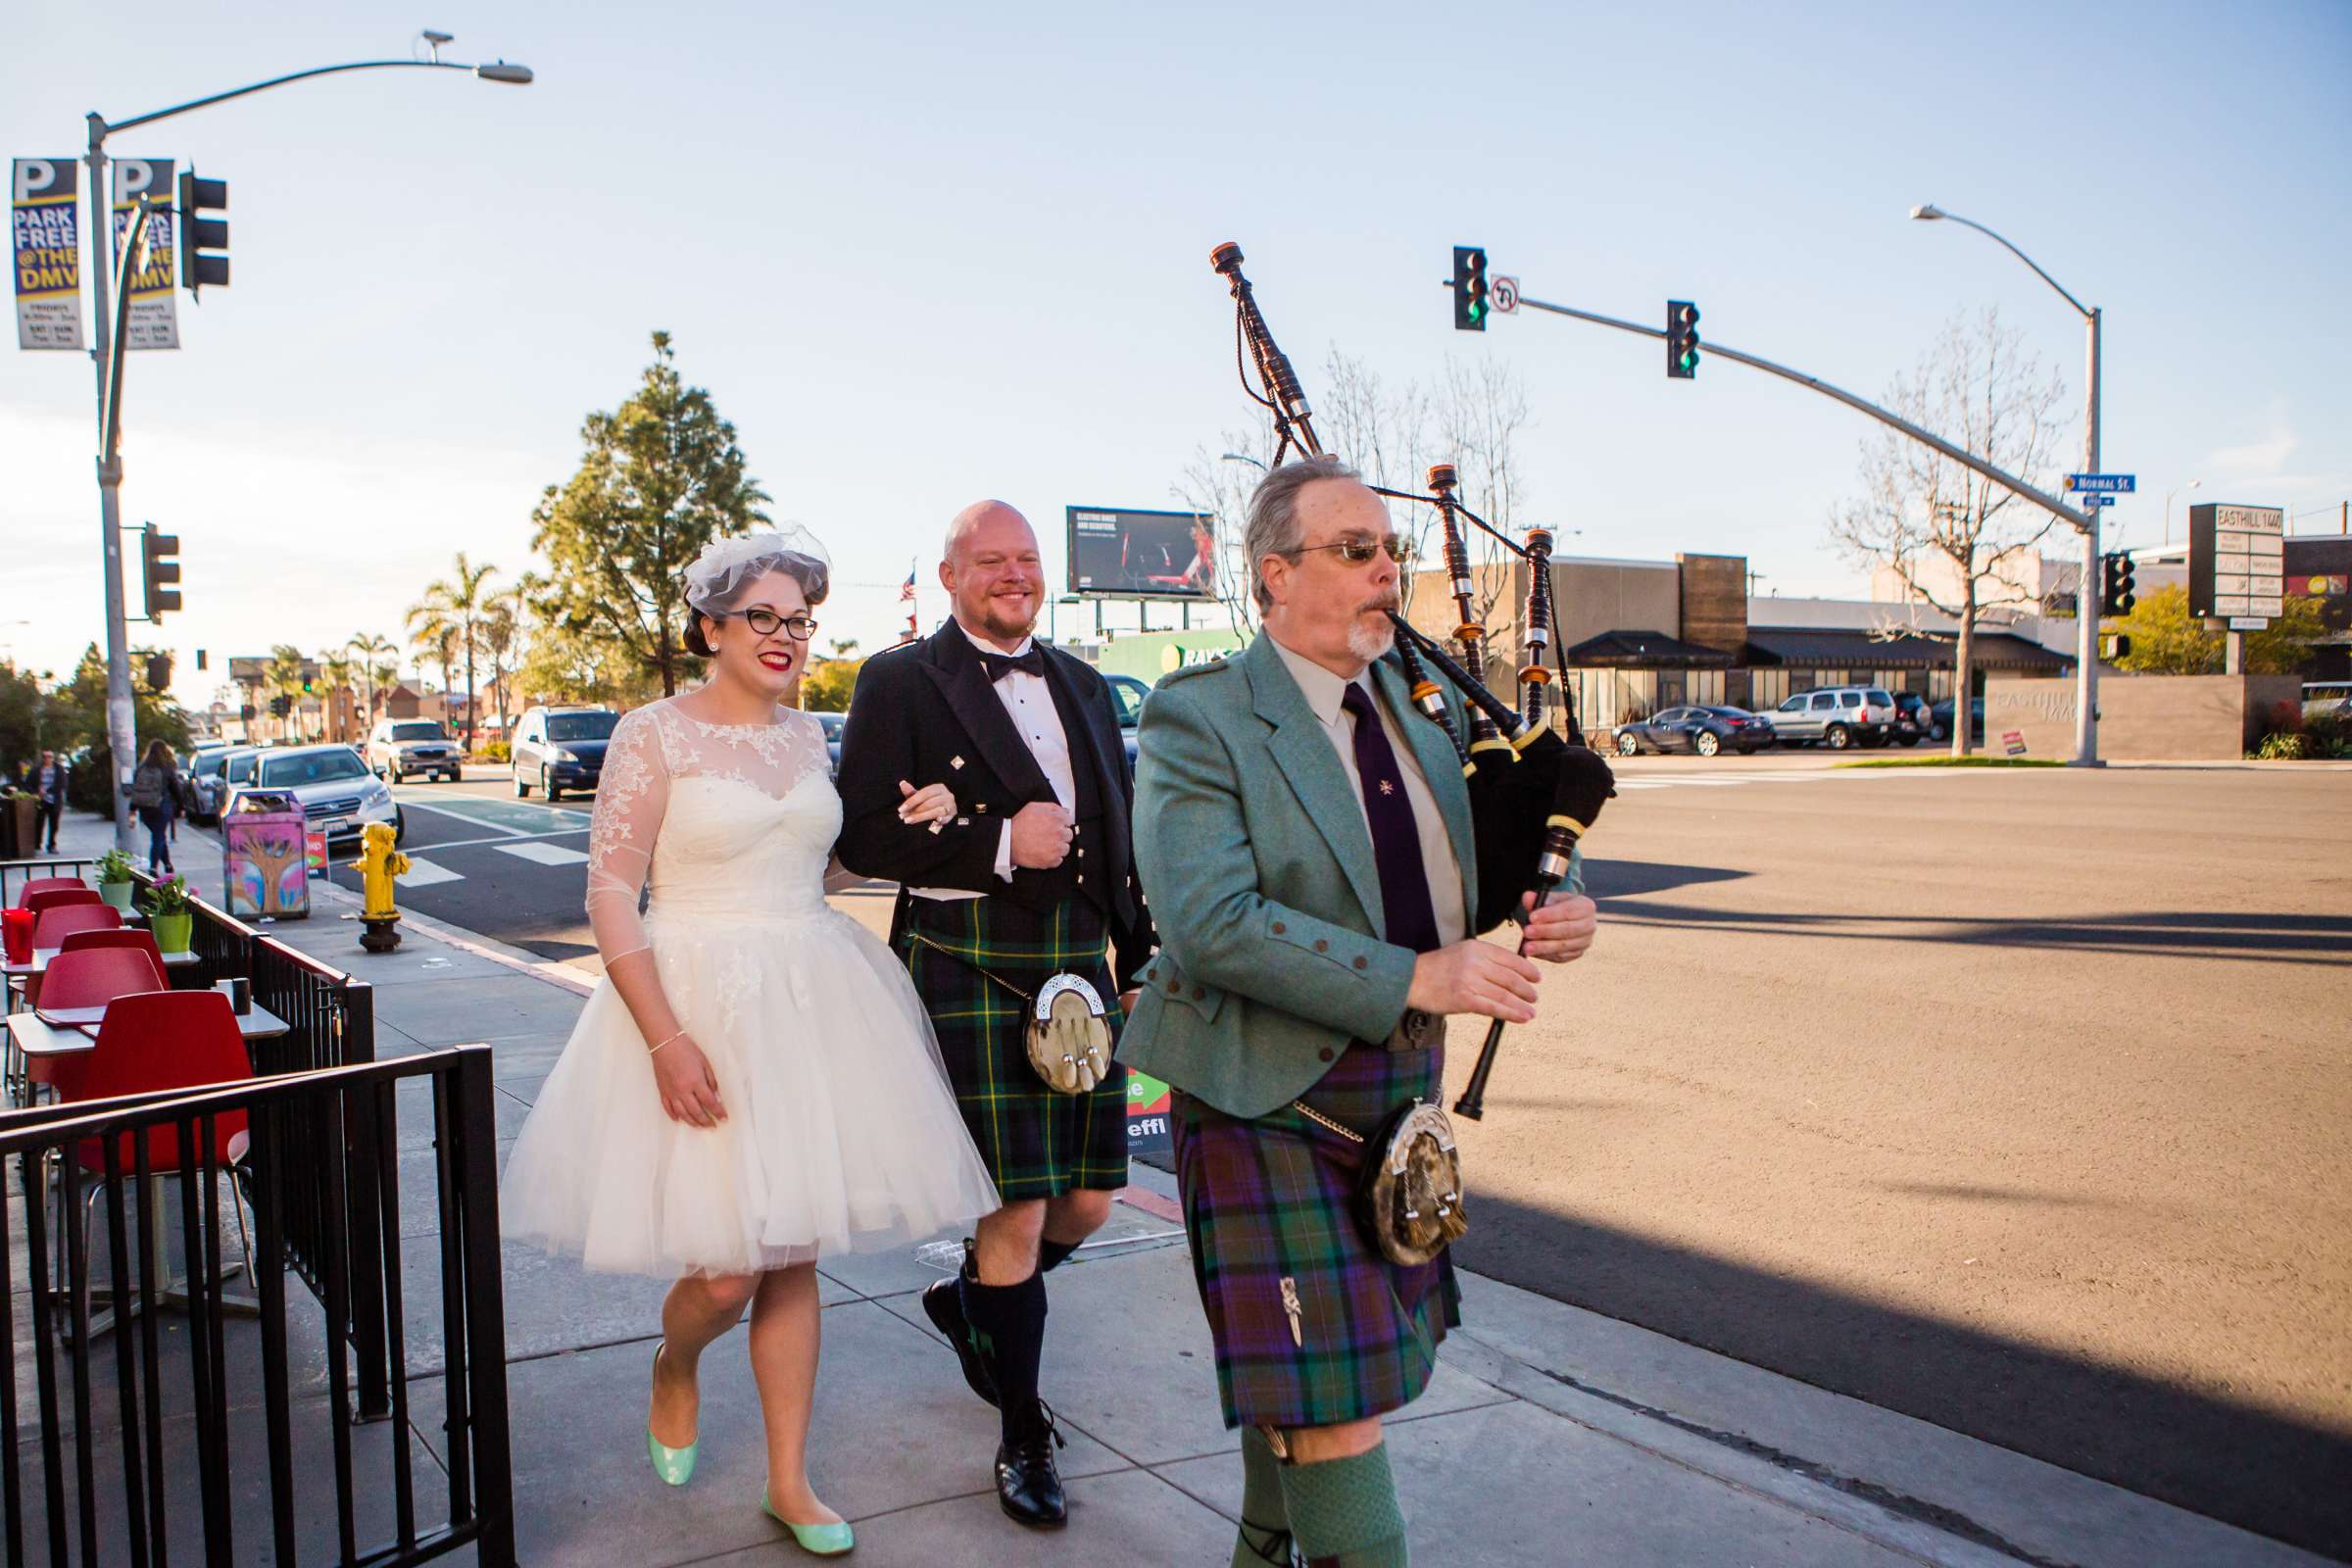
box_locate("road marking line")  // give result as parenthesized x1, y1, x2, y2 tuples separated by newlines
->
(405, 828, 591, 854)
(493, 841, 591, 867)
(392, 858, 466, 888)
(392, 798, 531, 836)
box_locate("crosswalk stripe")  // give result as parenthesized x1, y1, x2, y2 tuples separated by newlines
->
(493, 841, 591, 867)
(392, 858, 465, 888)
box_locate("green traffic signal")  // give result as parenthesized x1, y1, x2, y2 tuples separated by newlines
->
(1452, 246, 1489, 332)
(1667, 300, 1701, 379)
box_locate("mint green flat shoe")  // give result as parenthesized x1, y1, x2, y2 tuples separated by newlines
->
(647, 1345, 697, 1487)
(762, 1490, 855, 1556)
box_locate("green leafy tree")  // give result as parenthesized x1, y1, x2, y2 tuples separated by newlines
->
(409, 616, 459, 730)
(2115, 586, 2326, 676)
(478, 585, 523, 733)
(265, 643, 310, 739)
(1, 661, 54, 782)
(50, 644, 189, 811)
(408, 553, 500, 751)
(530, 331, 771, 697)
(800, 655, 864, 712)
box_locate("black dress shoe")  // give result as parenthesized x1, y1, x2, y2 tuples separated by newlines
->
(993, 1410, 1068, 1528)
(921, 1277, 1000, 1408)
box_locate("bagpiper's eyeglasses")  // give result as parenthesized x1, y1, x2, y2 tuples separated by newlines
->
(716, 608, 818, 641)
(1292, 534, 1415, 566)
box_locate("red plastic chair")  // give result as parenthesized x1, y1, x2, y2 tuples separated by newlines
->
(32, 903, 122, 950)
(24, 887, 103, 916)
(15, 877, 89, 908)
(55, 929, 170, 990)
(27, 950, 172, 1102)
(58, 991, 257, 1304)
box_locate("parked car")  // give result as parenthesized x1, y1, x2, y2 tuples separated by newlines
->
(512, 706, 620, 801)
(367, 718, 464, 783)
(812, 710, 845, 777)
(1768, 686, 1897, 750)
(1889, 693, 1933, 748)
(1105, 674, 1151, 772)
(1927, 697, 1985, 745)
(1611, 706, 1776, 758)
(223, 743, 402, 848)
(182, 744, 236, 823)
(2303, 681, 2352, 722)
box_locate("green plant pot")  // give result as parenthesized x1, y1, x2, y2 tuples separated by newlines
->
(150, 909, 194, 955)
(99, 879, 136, 912)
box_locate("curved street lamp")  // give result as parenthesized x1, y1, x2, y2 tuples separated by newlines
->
(2166, 478, 2202, 547)
(81, 34, 534, 850)
(1911, 202, 2103, 765)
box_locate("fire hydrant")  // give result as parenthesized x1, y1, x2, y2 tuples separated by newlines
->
(352, 819, 410, 953)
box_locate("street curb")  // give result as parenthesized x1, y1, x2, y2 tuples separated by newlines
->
(308, 873, 600, 998)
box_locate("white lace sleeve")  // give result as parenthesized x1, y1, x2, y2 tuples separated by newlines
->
(586, 707, 668, 964)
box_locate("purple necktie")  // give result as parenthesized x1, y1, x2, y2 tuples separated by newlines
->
(1341, 681, 1442, 955)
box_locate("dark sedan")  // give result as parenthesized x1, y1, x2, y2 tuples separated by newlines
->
(1611, 706, 1776, 758)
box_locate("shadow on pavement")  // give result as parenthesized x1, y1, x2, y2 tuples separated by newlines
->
(1451, 1192, 2352, 1560)
(1595, 904, 2352, 965)
(1581, 860, 1751, 901)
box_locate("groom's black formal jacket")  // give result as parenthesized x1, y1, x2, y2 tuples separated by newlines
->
(836, 621, 1156, 990)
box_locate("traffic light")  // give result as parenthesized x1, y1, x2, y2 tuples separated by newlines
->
(2100, 632, 2133, 662)
(1667, 300, 1701, 379)
(1452, 246, 1489, 332)
(270, 694, 291, 719)
(144, 653, 172, 691)
(2099, 552, 2136, 617)
(139, 524, 181, 621)
(176, 170, 229, 298)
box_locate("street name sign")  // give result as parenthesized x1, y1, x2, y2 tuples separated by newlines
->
(2064, 473, 2136, 494)
(2186, 502, 2285, 625)
(2078, 493, 2114, 509)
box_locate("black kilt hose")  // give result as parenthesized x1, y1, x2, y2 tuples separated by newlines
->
(899, 893, 1129, 1200)
(1173, 1039, 1461, 1431)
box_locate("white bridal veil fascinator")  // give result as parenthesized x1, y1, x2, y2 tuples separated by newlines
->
(683, 525, 834, 612)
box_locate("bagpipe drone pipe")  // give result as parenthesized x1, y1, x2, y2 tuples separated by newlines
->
(1207, 243, 1618, 1118)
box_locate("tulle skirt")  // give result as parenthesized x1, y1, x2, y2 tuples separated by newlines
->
(501, 905, 1002, 1276)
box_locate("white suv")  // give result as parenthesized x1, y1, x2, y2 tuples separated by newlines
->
(1768, 687, 1896, 750)
(223, 744, 404, 848)
(368, 718, 463, 783)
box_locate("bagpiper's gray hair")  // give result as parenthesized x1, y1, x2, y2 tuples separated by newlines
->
(1244, 454, 1361, 612)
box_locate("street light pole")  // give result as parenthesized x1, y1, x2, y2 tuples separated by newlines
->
(77, 44, 532, 850)
(1911, 204, 2102, 765)
(2165, 479, 2201, 546)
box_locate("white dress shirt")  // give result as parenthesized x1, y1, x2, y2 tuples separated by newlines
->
(909, 624, 1077, 902)
(1269, 637, 1467, 947)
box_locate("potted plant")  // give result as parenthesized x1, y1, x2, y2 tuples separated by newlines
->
(97, 849, 138, 911)
(139, 873, 196, 955)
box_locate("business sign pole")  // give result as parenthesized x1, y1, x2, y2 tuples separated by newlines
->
(85, 116, 142, 850)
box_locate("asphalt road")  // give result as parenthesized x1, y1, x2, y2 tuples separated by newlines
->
(1437, 758, 2352, 1558)
(268, 754, 2350, 1554)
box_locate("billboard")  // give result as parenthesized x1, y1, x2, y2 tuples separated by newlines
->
(12, 158, 83, 350)
(1068, 506, 1215, 599)
(2186, 503, 2284, 625)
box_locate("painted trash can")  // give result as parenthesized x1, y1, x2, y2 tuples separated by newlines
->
(222, 791, 312, 919)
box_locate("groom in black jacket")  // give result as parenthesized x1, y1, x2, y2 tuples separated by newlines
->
(836, 500, 1155, 1528)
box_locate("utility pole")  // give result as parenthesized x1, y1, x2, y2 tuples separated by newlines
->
(86, 114, 137, 852)
(2075, 308, 2101, 765)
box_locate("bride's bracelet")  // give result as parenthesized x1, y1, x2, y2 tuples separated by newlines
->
(648, 1027, 687, 1054)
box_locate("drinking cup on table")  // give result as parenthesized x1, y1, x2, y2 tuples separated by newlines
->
(218, 976, 251, 1015)
(1, 908, 30, 963)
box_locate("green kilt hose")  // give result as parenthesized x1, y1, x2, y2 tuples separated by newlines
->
(1172, 1040, 1462, 1431)
(898, 892, 1129, 1200)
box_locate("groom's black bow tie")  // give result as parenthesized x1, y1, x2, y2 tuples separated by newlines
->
(979, 647, 1047, 683)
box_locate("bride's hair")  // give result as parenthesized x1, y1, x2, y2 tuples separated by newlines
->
(683, 528, 831, 658)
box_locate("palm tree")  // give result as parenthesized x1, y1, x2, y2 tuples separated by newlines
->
(407, 554, 500, 753)
(347, 632, 399, 722)
(477, 585, 523, 739)
(265, 643, 308, 741)
(319, 650, 358, 742)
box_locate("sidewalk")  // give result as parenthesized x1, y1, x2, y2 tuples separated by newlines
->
(25, 809, 2333, 1566)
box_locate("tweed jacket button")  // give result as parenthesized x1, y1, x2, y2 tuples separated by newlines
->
(1167, 979, 1182, 995)
(1313, 939, 1328, 953)
(1317, 1047, 1336, 1062)
(1271, 921, 1287, 935)
(1352, 956, 1368, 970)
(1191, 986, 1205, 1000)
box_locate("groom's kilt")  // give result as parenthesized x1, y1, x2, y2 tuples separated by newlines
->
(1172, 1041, 1461, 1431)
(898, 894, 1128, 1200)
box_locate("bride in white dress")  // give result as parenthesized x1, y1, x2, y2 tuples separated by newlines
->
(501, 529, 1000, 1553)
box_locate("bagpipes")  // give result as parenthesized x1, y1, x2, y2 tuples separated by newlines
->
(1209, 242, 1617, 1121)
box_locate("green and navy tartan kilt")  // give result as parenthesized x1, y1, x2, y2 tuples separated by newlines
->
(1172, 1042, 1462, 1431)
(898, 895, 1128, 1201)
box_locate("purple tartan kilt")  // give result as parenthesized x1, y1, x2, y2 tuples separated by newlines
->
(1172, 1042, 1462, 1431)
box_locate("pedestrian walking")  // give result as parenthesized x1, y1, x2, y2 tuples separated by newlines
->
(31, 750, 68, 854)
(129, 741, 180, 875)
(500, 529, 1000, 1557)
(835, 499, 1158, 1529)
(1122, 457, 1602, 1566)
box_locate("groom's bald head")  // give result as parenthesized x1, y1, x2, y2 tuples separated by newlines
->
(941, 500, 1043, 647)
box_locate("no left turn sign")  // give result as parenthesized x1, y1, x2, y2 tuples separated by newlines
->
(1490, 275, 1520, 314)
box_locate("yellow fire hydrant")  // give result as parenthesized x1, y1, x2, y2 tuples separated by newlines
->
(352, 819, 410, 952)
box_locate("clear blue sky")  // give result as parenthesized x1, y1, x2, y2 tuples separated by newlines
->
(7, 0, 2347, 707)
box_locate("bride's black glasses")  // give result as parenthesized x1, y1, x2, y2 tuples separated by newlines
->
(718, 608, 818, 641)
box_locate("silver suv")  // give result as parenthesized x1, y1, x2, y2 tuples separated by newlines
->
(1769, 686, 1896, 750)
